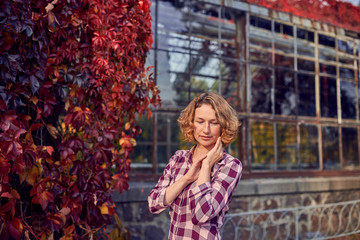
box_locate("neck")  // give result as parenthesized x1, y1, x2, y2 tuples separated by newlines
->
(193, 144, 213, 157)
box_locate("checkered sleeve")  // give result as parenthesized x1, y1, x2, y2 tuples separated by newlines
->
(148, 151, 180, 214)
(189, 157, 242, 225)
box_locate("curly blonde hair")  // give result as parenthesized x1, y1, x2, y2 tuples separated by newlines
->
(178, 92, 239, 147)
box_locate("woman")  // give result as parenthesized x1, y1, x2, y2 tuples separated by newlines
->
(148, 92, 242, 240)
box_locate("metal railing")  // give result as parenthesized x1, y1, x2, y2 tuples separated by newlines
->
(221, 199, 360, 240)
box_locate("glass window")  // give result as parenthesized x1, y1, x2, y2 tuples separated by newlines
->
(190, 75, 218, 93)
(297, 28, 314, 42)
(249, 48, 272, 65)
(250, 16, 271, 31)
(338, 53, 354, 65)
(275, 37, 294, 54)
(341, 78, 357, 119)
(188, 5, 221, 47)
(251, 66, 272, 113)
(277, 123, 297, 170)
(300, 125, 319, 169)
(319, 63, 336, 76)
(339, 67, 354, 79)
(251, 121, 274, 170)
(298, 73, 316, 117)
(318, 34, 335, 48)
(249, 31, 272, 49)
(157, 51, 190, 107)
(275, 22, 293, 36)
(320, 76, 337, 118)
(275, 54, 294, 68)
(319, 47, 336, 62)
(275, 68, 296, 115)
(342, 127, 359, 169)
(322, 126, 340, 170)
(157, 1, 190, 52)
(296, 41, 315, 57)
(220, 59, 241, 109)
(338, 39, 353, 55)
(190, 55, 219, 78)
(131, 116, 154, 173)
(157, 113, 185, 172)
(298, 59, 315, 72)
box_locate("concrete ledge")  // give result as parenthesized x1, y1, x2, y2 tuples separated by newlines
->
(113, 176, 360, 203)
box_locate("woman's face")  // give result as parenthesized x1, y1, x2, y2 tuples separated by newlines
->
(193, 104, 221, 151)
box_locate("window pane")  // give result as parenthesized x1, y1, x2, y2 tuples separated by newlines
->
(320, 63, 336, 76)
(297, 28, 314, 42)
(250, 16, 271, 31)
(339, 67, 354, 79)
(157, 51, 190, 107)
(250, 31, 272, 49)
(190, 55, 219, 78)
(298, 73, 316, 116)
(131, 116, 154, 173)
(319, 48, 336, 62)
(319, 47, 336, 62)
(322, 126, 340, 170)
(190, 38, 219, 55)
(275, 54, 294, 68)
(318, 34, 335, 48)
(320, 76, 337, 118)
(220, 59, 241, 109)
(341, 79, 356, 119)
(342, 127, 359, 169)
(249, 48, 272, 65)
(157, 114, 183, 171)
(251, 121, 274, 170)
(298, 59, 315, 72)
(300, 125, 319, 169)
(297, 41, 315, 57)
(275, 37, 294, 54)
(338, 39, 353, 55)
(277, 123, 297, 170)
(275, 68, 296, 115)
(188, 5, 221, 48)
(191, 75, 217, 93)
(338, 53, 353, 65)
(158, 1, 189, 52)
(251, 66, 272, 113)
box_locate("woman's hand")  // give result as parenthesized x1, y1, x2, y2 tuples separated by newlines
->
(183, 155, 206, 184)
(203, 137, 224, 168)
(196, 137, 224, 186)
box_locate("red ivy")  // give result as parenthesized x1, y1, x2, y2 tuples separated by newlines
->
(245, 0, 360, 32)
(0, 0, 160, 239)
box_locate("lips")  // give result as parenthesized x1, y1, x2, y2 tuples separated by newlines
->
(200, 136, 212, 141)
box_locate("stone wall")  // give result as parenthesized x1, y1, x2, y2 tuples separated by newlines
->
(113, 177, 360, 240)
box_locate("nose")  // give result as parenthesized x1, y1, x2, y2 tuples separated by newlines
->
(203, 122, 211, 134)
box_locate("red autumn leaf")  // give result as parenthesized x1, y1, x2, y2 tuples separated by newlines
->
(112, 174, 129, 194)
(14, 128, 27, 139)
(13, 156, 25, 175)
(0, 99, 7, 111)
(30, 123, 43, 131)
(1, 189, 20, 199)
(8, 217, 23, 239)
(45, 146, 54, 156)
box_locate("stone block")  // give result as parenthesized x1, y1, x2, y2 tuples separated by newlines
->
(297, 177, 330, 192)
(233, 180, 257, 196)
(144, 225, 165, 240)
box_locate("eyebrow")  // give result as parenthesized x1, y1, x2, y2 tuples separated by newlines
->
(195, 117, 218, 121)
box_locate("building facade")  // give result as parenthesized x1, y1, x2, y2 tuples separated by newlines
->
(115, 0, 360, 239)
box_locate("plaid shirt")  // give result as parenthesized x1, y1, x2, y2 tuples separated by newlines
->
(148, 147, 242, 240)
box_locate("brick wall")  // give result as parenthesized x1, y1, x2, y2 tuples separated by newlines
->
(113, 177, 360, 240)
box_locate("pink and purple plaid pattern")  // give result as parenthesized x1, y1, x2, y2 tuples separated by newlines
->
(148, 148, 242, 240)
